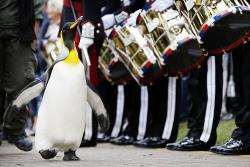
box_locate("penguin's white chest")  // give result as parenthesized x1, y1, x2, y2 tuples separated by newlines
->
(35, 62, 87, 151)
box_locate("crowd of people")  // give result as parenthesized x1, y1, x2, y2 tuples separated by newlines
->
(0, 0, 250, 158)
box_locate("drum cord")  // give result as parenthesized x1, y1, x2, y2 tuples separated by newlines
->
(152, 29, 169, 47)
(243, 0, 250, 7)
(189, 5, 205, 23)
(140, 13, 169, 48)
(180, 11, 198, 34)
(115, 47, 139, 75)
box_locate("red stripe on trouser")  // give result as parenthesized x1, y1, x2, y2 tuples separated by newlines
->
(88, 45, 99, 86)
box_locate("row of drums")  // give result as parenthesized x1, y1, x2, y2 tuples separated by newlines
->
(99, 0, 250, 85)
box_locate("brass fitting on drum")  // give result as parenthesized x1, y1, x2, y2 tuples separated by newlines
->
(169, 25, 182, 35)
(202, 49, 209, 56)
(210, 1, 217, 9)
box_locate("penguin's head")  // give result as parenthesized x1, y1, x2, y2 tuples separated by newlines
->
(60, 16, 83, 51)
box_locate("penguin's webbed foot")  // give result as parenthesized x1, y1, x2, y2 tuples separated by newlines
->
(63, 150, 80, 161)
(39, 149, 57, 159)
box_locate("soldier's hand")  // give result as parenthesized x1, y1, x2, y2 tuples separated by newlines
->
(79, 22, 95, 49)
(102, 14, 116, 30)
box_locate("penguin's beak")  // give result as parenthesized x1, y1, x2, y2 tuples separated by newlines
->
(70, 16, 83, 29)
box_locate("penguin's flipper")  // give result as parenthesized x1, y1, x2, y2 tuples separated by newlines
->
(3, 77, 46, 124)
(86, 82, 110, 133)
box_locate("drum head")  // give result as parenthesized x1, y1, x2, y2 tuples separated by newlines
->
(163, 39, 206, 76)
(200, 11, 250, 54)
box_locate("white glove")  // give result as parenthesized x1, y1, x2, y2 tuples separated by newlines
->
(123, 0, 131, 6)
(151, 0, 174, 12)
(114, 11, 129, 23)
(79, 37, 94, 49)
(102, 14, 116, 30)
(79, 22, 95, 49)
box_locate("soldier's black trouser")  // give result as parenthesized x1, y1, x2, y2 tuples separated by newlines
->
(0, 28, 36, 135)
(231, 43, 250, 142)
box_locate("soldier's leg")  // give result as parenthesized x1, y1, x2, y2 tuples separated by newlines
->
(0, 37, 5, 145)
(167, 56, 223, 151)
(2, 30, 36, 151)
(210, 44, 250, 155)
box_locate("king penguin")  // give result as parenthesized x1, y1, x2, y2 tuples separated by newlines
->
(3, 17, 109, 161)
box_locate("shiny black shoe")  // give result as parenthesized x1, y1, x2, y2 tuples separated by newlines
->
(166, 137, 213, 151)
(110, 135, 134, 145)
(210, 138, 250, 155)
(97, 134, 111, 143)
(7, 133, 33, 151)
(166, 137, 190, 151)
(134, 137, 168, 148)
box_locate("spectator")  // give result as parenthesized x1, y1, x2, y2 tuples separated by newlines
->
(28, 0, 63, 136)
(0, 0, 37, 151)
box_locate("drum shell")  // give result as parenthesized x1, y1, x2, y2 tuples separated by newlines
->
(137, 7, 207, 76)
(185, 0, 250, 54)
(99, 40, 132, 85)
(109, 23, 163, 85)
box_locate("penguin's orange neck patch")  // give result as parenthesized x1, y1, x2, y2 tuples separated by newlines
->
(64, 49, 80, 65)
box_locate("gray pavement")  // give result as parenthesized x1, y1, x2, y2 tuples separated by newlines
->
(0, 141, 250, 167)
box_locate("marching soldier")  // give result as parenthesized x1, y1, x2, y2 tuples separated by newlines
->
(133, 0, 182, 148)
(166, 55, 223, 151)
(166, 0, 250, 151)
(100, 0, 147, 145)
(0, 0, 38, 151)
(210, 43, 250, 155)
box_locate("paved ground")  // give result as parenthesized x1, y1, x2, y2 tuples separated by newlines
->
(0, 141, 250, 167)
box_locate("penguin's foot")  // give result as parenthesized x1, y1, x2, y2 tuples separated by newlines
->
(39, 149, 57, 159)
(63, 150, 80, 161)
